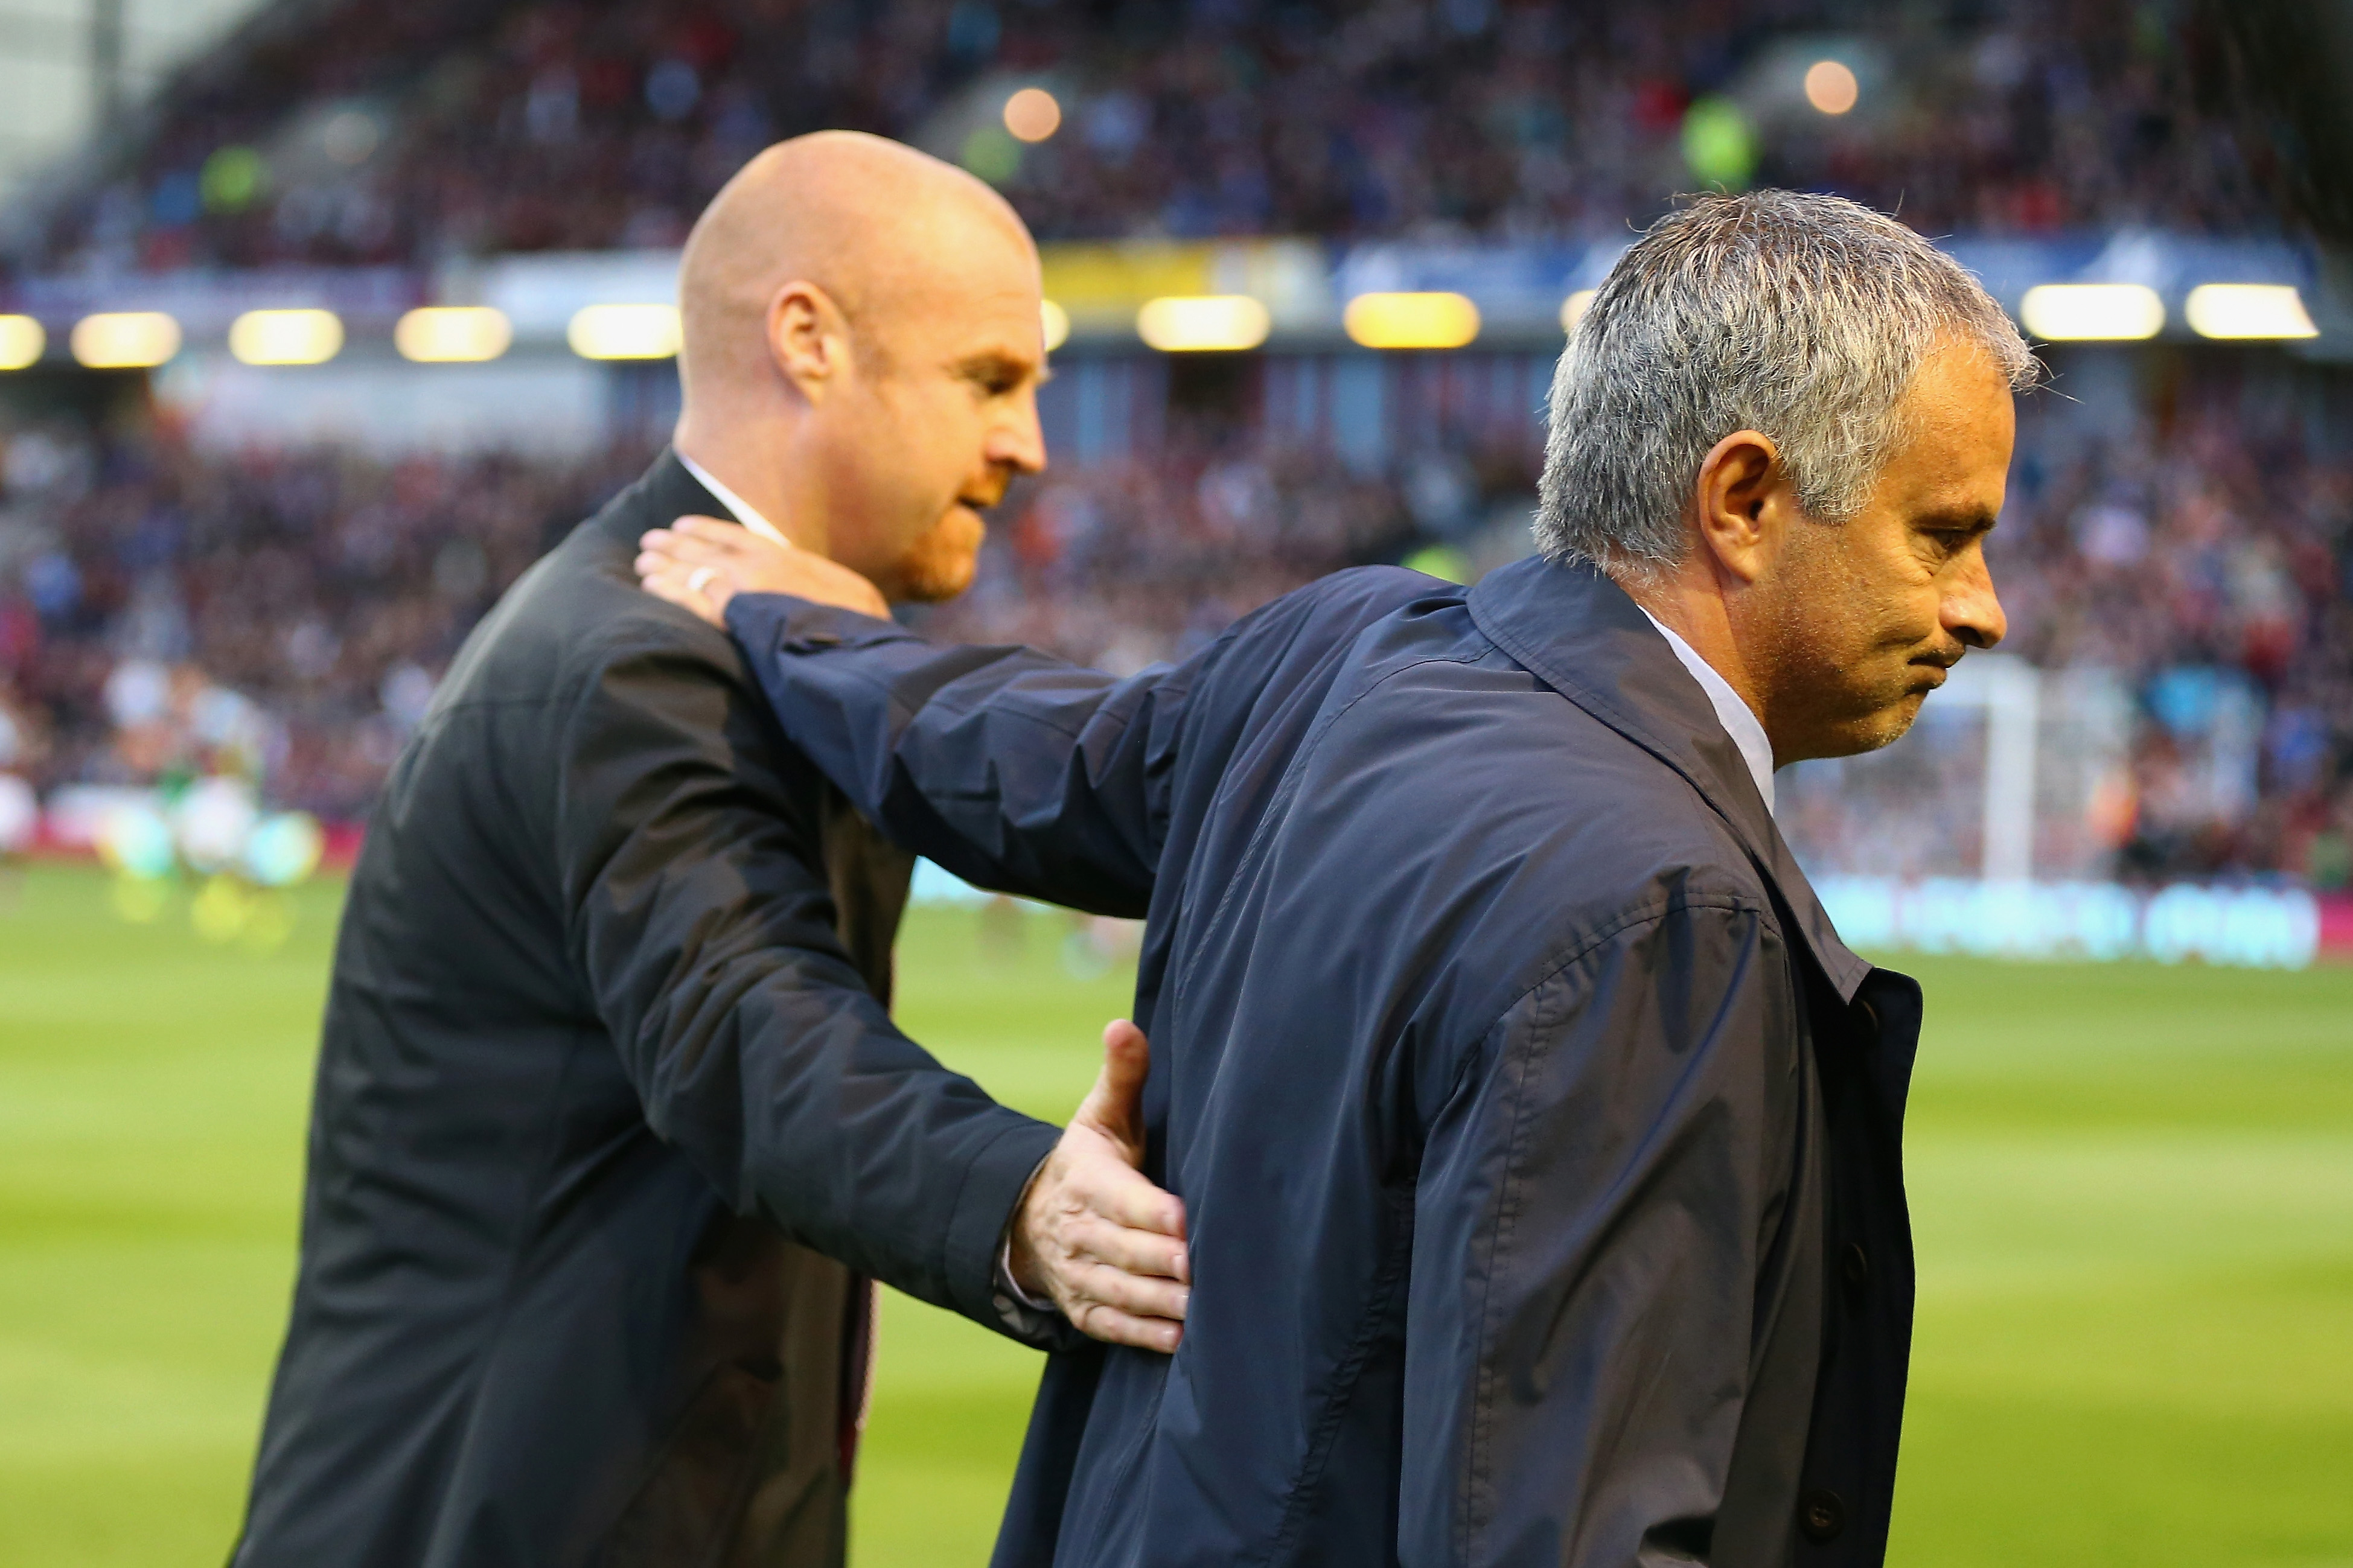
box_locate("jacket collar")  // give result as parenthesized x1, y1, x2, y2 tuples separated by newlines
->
(588, 448, 731, 552)
(1466, 553, 1871, 1001)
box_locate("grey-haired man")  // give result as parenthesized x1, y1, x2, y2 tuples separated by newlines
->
(642, 191, 2037, 1566)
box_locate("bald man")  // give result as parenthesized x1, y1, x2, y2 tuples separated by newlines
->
(230, 133, 1187, 1568)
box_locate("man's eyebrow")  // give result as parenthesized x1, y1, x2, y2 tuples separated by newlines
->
(952, 349, 1039, 382)
(1918, 505, 1999, 534)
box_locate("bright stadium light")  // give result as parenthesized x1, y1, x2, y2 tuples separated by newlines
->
(2184, 284, 2317, 340)
(1560, 289, 1598, 334)
(71, 311, 182, 369)
(0, 314, 43, 369)
(228, 308, 345, 366)
(1804, 59, 1859, 115)
(1343, 292, 1481, 350)
(395, 306, 514, 362)
(1004, 87, 1062, 142)
(1135, 295, 1270, 352)
(2018, 283, 2165, 342)
(1040, 299, 1070, 352)
(567, 303, 683, 360)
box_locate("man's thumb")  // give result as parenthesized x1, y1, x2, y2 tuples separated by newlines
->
(1078, 1019, 1150, 1143)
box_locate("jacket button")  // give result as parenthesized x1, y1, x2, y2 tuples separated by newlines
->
(1798, 1488, 1845, 1541)
(1842, 1242, 1870, 1294)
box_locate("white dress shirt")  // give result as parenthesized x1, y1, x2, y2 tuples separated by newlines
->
(1635, 607, 1776, 813)
(677, 451, 791, 547)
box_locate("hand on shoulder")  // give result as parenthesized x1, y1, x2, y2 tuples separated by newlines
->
(635, 514, 891, 626)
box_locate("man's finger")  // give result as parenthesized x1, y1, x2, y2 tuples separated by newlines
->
(1059, 1260, 1190, 1323)
(637, 568, 724, 625)
(1068, 1304, 1181, 1356)
(672, 514, 749, 542)
(636, 530, 735, 568)
(1056, 1213, 1189, 1280)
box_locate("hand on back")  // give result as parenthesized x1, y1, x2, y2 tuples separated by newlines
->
(1013, 1020, 1191, 1352)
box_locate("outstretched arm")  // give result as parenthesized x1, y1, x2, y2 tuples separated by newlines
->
(555, 619, 1187, 1350)
(639, 517, 1191, 916)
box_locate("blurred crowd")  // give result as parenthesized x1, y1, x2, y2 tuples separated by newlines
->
(4, 360, 2352, 887)
(16, 0, 2272, 275)
(0, 425, 645, 821)
(1987, 374, 2353, 885)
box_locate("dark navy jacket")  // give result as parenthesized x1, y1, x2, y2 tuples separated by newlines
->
(728, 556, 1926, 1567)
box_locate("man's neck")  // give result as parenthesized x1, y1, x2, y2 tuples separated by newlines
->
(672, 419, 824, 555)
(1618, 565, 1769, 724)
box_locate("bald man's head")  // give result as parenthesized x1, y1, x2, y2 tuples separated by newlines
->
(679, 130, 1033, 393)
(669, 130, 1049, 603)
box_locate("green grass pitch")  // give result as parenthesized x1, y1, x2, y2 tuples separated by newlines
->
(0, 862, 2347, 1564)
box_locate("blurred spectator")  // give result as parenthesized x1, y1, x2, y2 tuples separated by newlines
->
(13, 0, 2276, 276)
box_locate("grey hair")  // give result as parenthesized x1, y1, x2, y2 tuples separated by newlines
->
(1535, 190, 2039, 575)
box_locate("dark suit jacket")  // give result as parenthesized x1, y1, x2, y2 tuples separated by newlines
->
(724, 556, 1925, 1567)
(231, 453, 1064, 1568)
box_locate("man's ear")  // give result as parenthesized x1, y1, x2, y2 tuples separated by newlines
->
(1691, 429, 1787, 587)
(765, 280, 852, 404)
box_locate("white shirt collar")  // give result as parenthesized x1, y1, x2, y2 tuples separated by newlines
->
(1635, 606, 1776, 813)
(675, 451, 790, 548)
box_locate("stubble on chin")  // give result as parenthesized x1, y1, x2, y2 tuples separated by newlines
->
(890, 510, 988, 604)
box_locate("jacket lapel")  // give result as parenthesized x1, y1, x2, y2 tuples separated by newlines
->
(1466, 555, 1871, 1001)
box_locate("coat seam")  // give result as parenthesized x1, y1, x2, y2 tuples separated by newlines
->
(1168, 649, 1484, 1013)
(1456, 892, 1774, 1562)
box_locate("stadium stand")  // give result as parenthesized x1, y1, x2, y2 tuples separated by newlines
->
(11, 0, 2275, 273)
(1, 0, 2349, 911)
(3, 368, 2350, 886)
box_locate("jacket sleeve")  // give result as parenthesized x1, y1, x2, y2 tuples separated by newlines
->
(722, 594, 1197, 919)
(1401, 894, 1807, 1566)
(551, 622, 1066, 1343)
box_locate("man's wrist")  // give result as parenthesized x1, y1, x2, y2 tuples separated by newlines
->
(991, 1153, 1058, 1325)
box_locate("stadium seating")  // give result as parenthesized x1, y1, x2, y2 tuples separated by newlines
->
(14, 0, 2275, 275)
(2, 369, 2349, 888)
(0, 0, 2345, 900)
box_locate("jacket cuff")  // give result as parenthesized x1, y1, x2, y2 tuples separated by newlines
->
(725, 592, 906, 655)
(947, 1118, 1082, 1351)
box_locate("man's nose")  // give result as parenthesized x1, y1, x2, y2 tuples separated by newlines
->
(1944, 552, 2007, 650)
(987, 389, 1048, 476)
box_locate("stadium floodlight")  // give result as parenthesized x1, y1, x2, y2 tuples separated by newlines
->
(1040, 299, 1070, 352)
(567, 303, 683, 360)
(395, 306, 514, 363)
(2183, 283, 2317, 340)
(71, 311, 182, 369)
(1135, 295, 1270, 352)
(1804, 59, 1859, 115)
(0, 314, 44, 370)
(228, 308, 345, 366)
(2018, 283, 2165, 341)
(1004, 87, 1062, 143)
(1560, 289, 1598, 334)
(1343, 292, 1481, 350)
